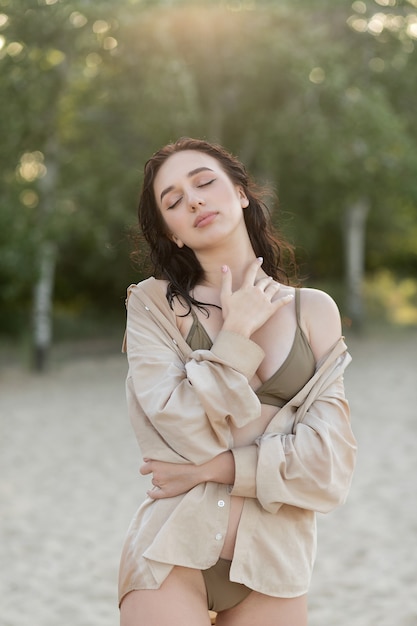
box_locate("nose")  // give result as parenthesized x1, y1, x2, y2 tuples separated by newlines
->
(186, 189, 205, 210)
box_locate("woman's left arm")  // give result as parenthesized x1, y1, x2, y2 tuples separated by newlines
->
(143, 290, 357, 509)
(231, 289, 357, 513)
(140, 451, 235, 500)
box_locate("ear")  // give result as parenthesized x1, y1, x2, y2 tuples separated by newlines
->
(169, 233, 184, 248)
(239, 189, 249, 208)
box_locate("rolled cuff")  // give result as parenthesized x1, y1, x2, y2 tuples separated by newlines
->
(211, 330, 265, 381)
(230, 445, 258, 498)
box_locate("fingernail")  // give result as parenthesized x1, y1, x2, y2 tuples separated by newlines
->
(221, 265, 228, 273)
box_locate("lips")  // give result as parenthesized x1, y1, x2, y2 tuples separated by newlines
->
(194, 212, 218, 228)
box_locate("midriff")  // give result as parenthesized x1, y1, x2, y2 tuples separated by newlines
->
(219, 397, 278, 559)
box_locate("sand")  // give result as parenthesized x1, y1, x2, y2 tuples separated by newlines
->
(1, 329, 416, 626)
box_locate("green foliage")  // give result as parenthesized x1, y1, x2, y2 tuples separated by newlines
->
(365, 270, 417, 326)
(0, 0, 416, 338)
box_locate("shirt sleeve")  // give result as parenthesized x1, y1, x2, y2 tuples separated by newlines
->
(126, 288, 265, 464)
(230, 362, 357, 514)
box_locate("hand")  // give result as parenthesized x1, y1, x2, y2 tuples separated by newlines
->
(140, 459, 203, 500)
(220, 257, 294, 338)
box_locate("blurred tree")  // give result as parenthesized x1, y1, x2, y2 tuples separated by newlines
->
(0, 0, 138, 368)
(113, 0, 417, 327)
(0, 0, 416, 366)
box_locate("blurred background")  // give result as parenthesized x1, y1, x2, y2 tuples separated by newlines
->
(0, 0, 416, 369)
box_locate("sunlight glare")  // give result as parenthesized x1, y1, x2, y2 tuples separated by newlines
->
(70, 12, 87, 28)
(6, 41, 23, 56)
(368, 14, 385, 34)
(351, 1, 366, 14)
(17, 152, 47, 183)
(103, 36, 118, 50)
(369, 57, 385, 72)
(407, 21, 417, 38)
(93, 20, 110, 34)
(20, 190, 39, 209)
(385, 15, 404, 31)
(309, 67, 325, 84)
(347, 16, 368, 32)
(46, 48, 65, 66)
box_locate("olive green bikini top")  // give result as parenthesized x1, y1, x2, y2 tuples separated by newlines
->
(185, 288, 316, 407)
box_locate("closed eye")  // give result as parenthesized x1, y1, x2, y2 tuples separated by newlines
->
(197, 178, 216, 188)
(167, 197, 182, 210)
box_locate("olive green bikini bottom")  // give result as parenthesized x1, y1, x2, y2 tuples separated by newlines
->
(202, 558, 252, 612)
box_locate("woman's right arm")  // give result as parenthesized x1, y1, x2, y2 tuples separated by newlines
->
(127, 260, 294, 465)
(126, 287, 264, 464)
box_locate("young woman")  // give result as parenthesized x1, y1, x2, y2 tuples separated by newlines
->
(119, 138, 356, 626)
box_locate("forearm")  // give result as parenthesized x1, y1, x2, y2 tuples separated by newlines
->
(200, 450, 236, 486)
(141, 451, 236, 500)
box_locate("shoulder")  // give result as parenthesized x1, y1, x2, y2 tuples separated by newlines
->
(299, 287, 342, 362)
(126, 277, 171, 316)
(127, 277, 168, 302)
(132, 276, 168, 295)
(299, 287, 341, 322)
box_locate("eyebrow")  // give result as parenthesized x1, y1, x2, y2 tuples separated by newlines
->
(160, 167, 214, 202)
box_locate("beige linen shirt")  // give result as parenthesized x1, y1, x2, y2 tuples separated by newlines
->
(118, 277, 357, 603)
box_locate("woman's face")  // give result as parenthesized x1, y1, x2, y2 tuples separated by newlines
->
(153, 150, 249, 251)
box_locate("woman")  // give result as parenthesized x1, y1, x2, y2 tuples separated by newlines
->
(119, 138, 356, 626)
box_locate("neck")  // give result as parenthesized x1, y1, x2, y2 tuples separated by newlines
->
(195, 238, 262, 291)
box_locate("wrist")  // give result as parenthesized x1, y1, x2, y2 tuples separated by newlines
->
(221, 320, 251, 339)
(203, 451, 235, 485)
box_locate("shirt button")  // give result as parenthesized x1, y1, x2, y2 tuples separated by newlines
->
(217, 500, 225, 508)
(144, 306, 150, 311)
(215, 533, 223, 541)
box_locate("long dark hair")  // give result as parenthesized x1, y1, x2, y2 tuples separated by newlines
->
(136, 137, 296, 312)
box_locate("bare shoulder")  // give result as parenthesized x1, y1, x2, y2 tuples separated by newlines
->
(299, 288, 342, 361)
(299, 287, 341, 322)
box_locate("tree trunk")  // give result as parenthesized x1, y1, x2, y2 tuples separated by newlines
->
(33, 241, 56, 371)
(32, 146, 59, 371)
(343, 198, 370, 331)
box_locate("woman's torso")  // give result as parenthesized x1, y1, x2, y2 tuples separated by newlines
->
(175, 284, 316, 559)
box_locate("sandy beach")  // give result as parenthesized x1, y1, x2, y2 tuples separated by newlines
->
(1, 328, 416, 626)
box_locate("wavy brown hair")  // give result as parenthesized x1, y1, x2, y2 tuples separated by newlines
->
(136, 137, 297, 312)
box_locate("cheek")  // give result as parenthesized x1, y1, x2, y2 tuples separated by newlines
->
(156, 208, 174, 237)
(161, 212, 183, 237)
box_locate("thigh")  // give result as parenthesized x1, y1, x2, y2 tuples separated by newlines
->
(120, 566, 212, 626)
(215, 591, 308, 626)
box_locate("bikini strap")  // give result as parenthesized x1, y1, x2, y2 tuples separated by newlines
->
(295, 288, 301, 326)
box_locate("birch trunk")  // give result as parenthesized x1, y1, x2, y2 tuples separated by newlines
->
(343, 198, 370, 331)
(32, 149, 58, 371)
(33, 241, 56, 371)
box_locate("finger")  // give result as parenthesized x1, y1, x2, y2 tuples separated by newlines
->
(243, 257, 263, 287)
(220, 264, 232, 298)
(272, 293, 294, 311)
(147, 487, 163, 500)
(139, 461, 152, 476)
(255, 276, 276, 291)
